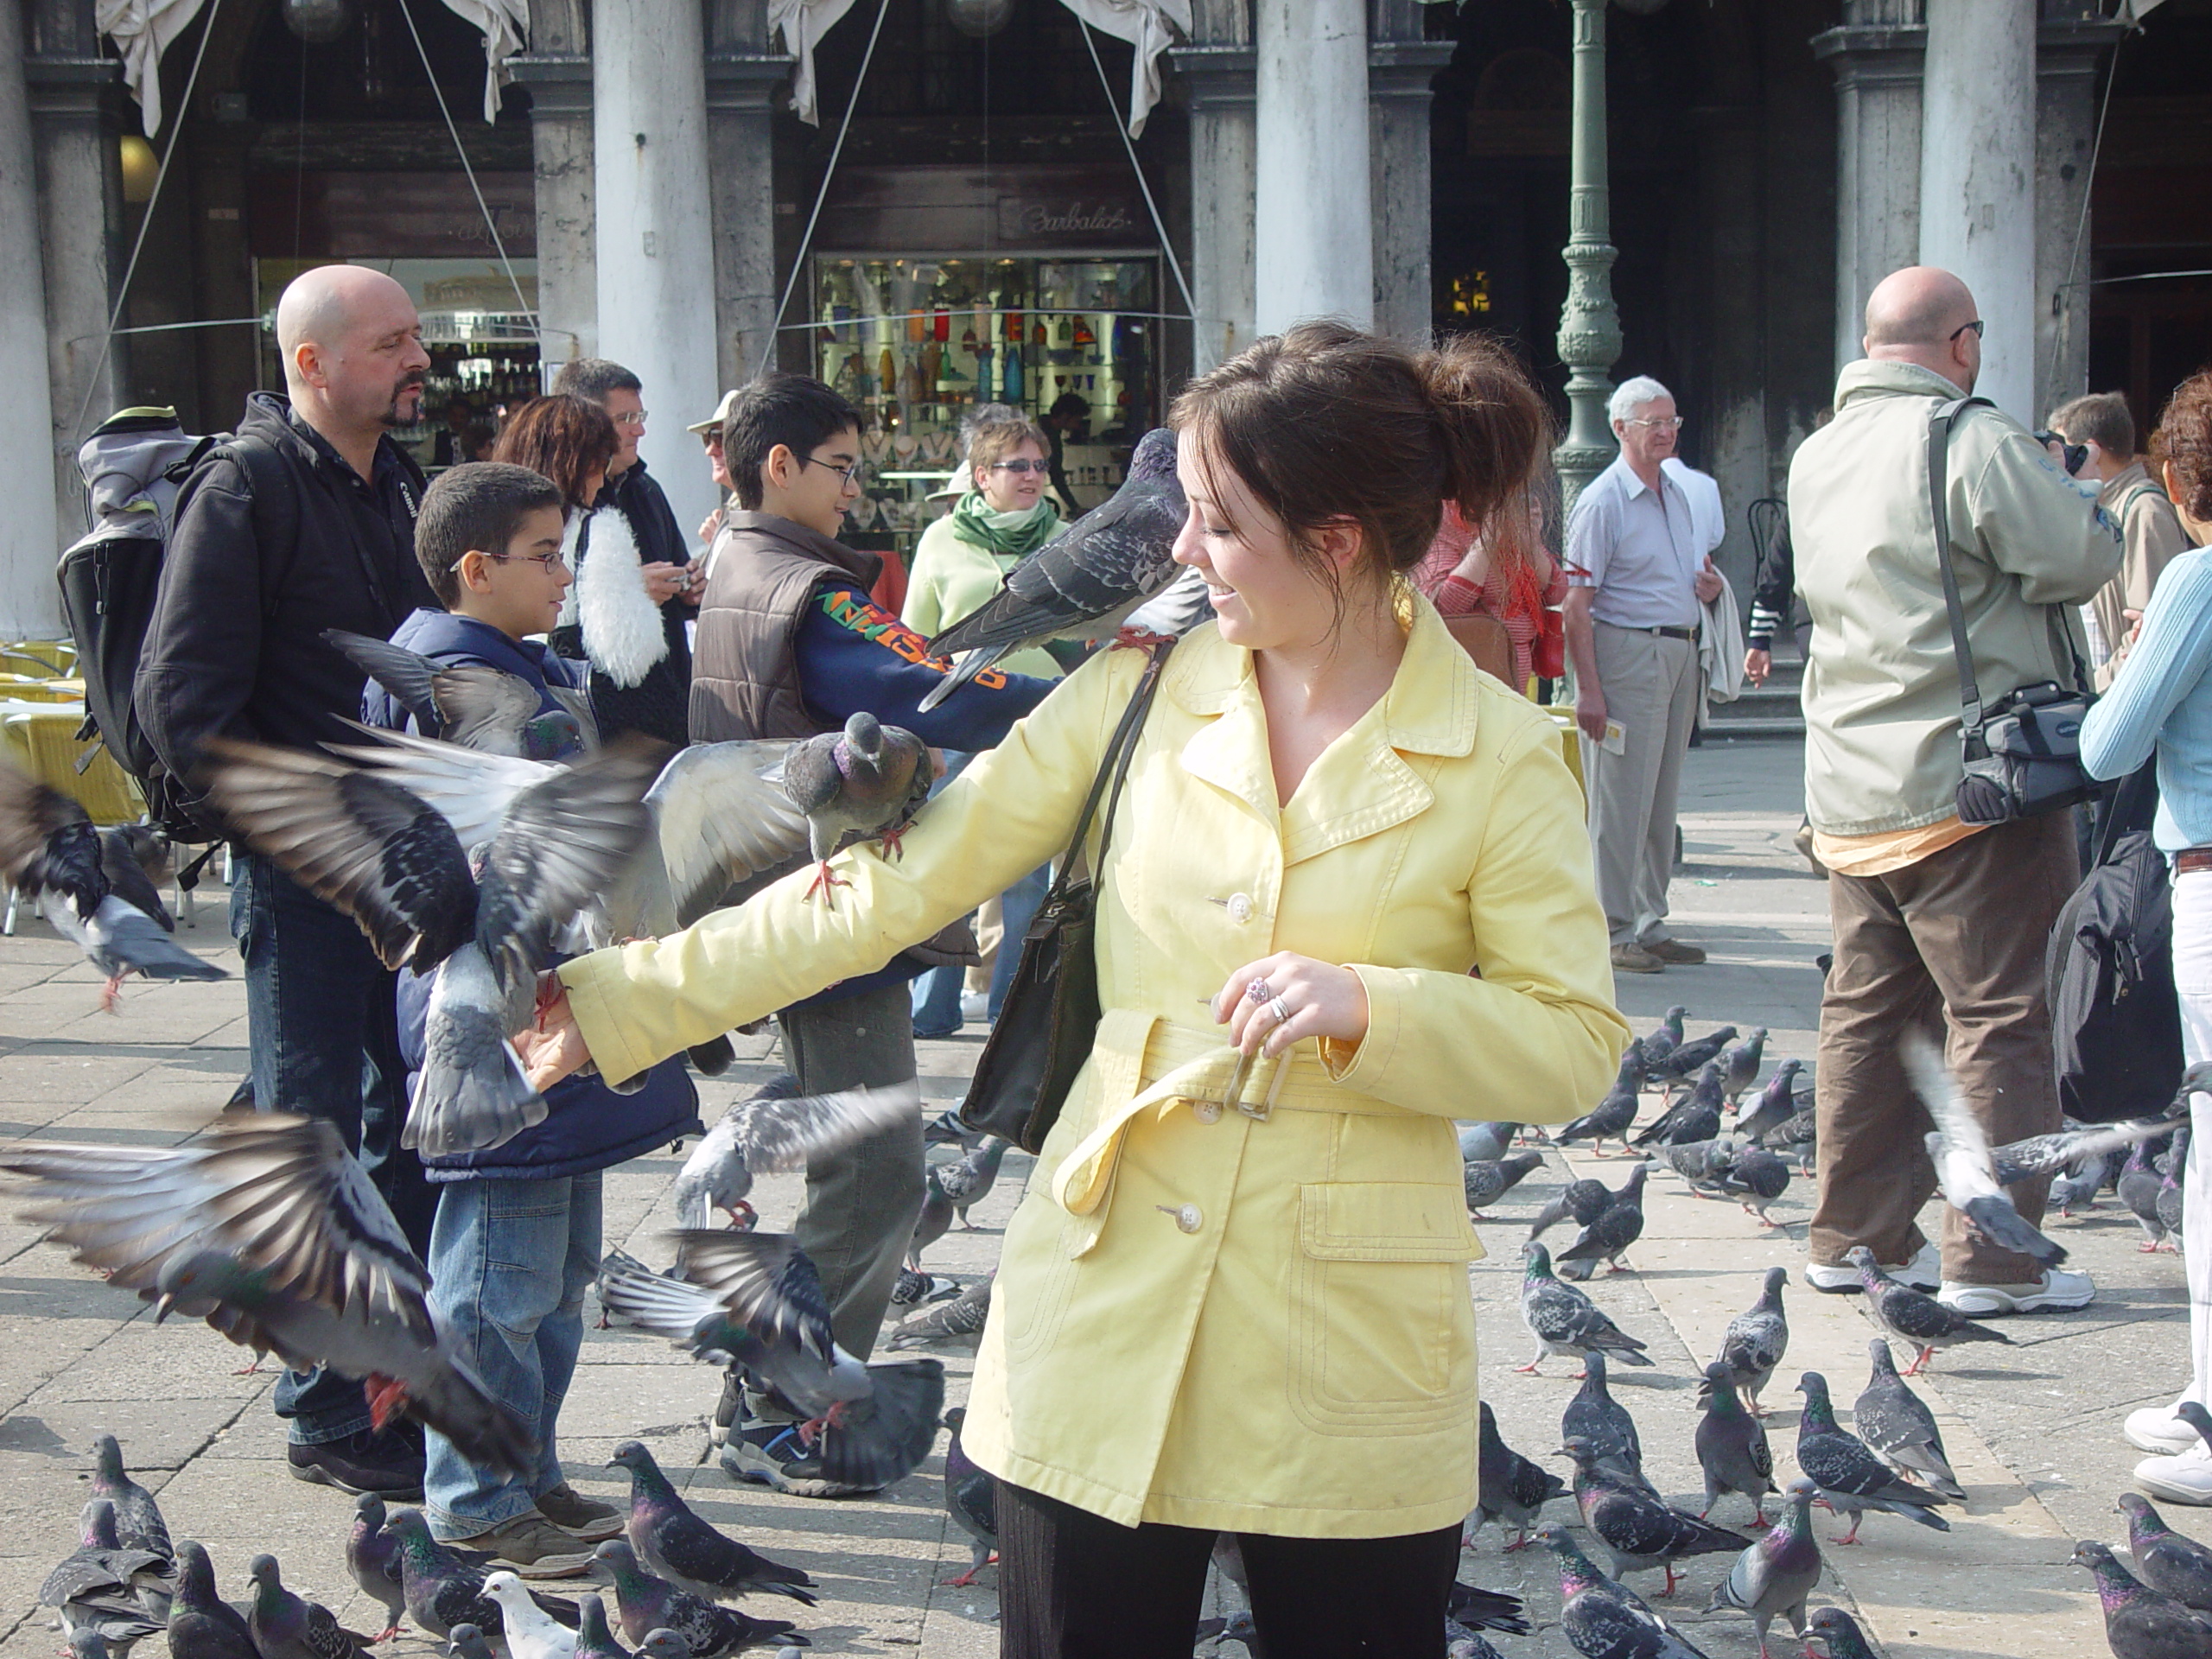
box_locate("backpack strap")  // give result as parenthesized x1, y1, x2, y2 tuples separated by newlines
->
(213, 437, 304, 626)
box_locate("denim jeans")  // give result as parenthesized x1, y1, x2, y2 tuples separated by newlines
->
(231, 851, 435, 1443)
(423, 1172, 601, 1536)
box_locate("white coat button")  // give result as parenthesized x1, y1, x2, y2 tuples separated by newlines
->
(1226, 892, 1255, 924)
(1193, 1100, 1223, 1124)
(1157, 1203, 1204, 1233)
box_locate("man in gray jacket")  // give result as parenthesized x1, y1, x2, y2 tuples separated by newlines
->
(1791, 265, 2121, 1315)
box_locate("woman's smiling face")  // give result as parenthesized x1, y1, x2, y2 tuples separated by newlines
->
(1170, 427, 1351, 653)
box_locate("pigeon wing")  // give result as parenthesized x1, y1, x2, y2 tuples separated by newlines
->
(84, 896, 229, 982)
(1904, 1035, 2067, 1267)
(814, 1357, 946, 1491)
(641, 743, 809, 928)
(0, 760, 97, 904)
(322, 723, 554, 854)
(668, 1230, 837, 1366)
(728, 1079, 922, 1175)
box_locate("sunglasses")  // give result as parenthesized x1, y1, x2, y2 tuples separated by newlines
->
(987, 458, 1050, 474)
(1949, 319, 1985, 342)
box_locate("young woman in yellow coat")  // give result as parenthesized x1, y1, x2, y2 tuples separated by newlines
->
(522, 322, 1627, 1657)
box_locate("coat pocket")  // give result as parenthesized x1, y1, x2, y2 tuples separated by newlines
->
(1287, 1183, 1478, 1435)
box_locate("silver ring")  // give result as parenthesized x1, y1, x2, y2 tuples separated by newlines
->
(1268, 995, 1293, 1026)
(1247, 978, 1272, 1005)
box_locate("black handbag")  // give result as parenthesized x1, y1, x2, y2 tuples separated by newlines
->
(957, 638, 1176, 1152)
(1927, 397, 2108, 826)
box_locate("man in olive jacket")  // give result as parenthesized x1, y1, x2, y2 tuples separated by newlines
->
(1789, 266, 2121, 1316)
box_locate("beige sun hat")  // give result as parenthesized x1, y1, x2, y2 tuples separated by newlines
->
(687, 388, 741, 435)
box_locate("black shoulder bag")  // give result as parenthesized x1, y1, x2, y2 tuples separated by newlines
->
(958, 637, 1176, 1153)
(1928, 397, 2107, 825)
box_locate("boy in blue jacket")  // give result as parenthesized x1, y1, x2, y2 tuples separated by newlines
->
(369, 463, 701, 1571)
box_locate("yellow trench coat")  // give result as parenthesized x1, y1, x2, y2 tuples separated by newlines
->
(560, 598, 1627, 1538)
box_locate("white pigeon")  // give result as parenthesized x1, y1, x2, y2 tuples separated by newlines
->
(480, 1573, 575, 1659)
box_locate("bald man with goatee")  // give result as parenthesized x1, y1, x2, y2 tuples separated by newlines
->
(137, 264, 441, 1499)
(1788, 264, 2120, 1318)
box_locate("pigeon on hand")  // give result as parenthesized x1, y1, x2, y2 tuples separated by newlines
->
(1853, 1338, 1966, 1501)
(1734, 1061, 1804, 1147)
(672, 1078, 921, 1230)
(1553, 1044, 1645, 1158)
(1457, 1122, 1523, 1165)
(2121, 1492, 2212, 1613)
(1562, 1352, 1644, 1480)
(606, 1441, 816, 1606)
(1842, 1248, 2012, 1376)
(167, 1541, 257, 1659)
(1536, 1524, 1713, 1659)
(778, 713, 935, 902)
(1715, 1267, 1789, 1414)
(1802, 1606, 1878, 1659)
(1719, 1029, 1768, 1108)
(1516, 1243, 1653, 1374)
(1903, 1034, 2068, 1268)
(1474, 1400, 1567, 1552)
(2074, 1538, 2212, 1659)
(1792, 1371, 1953, 1543)
(382, 1511, 579, 1641)
(1529, 1173, 1612, 1243)
(2, 1115, 538, 1476)
(939, 1408, 999, 1588)
(887, 1274, 991, 1350)
(2122, 1136, 2177, 1251)
(937, 1136, 1011, 1227)
(588, 1541, 804, 1657)
(907, 1167, 955, 1268)
(0, 762, 227, 1010)
(1694, 1362, 1774, 1526)
(245, 1554, 374, 1659)
(1560, 1440, 1745, 1599)
(1554, 1163, 1648, 1279)
(1632, 1065, 1725, 1150)
(1640, 1009, 1688, 1075)
(1704, 1478, 1821, 1659)
(478, 1574, 578, 1659)
(1463, 1151, 1545, 1219)
(323, 630, 588, 760)
(91, 1435, 170, 1563)
(596, 1234, 944, 1493)
(1649, 1027, 1739, 1095)
(918, 426, 1185, 713)
(41, 1499, 170, 1653)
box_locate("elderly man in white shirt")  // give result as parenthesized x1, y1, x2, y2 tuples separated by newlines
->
(1563, 375, 1725, 975)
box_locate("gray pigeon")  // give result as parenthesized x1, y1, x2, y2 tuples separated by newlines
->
(1989, 1115, 2181, 1187)
(2122, 1491, 2212, 1614)
(2050, 1153, 2114, 1217)
(1843, 1248, 2011, 1376)
(2122, 1136, 2177, 1251)
(1853, 1338, 1965, 1500)
(1651, 1138, 1732, 1195)
(166, 1541, 256, 1659)
(778, 712, 935, 900)
(2074, 1539, 2212, 1659)
(588, 1541, 804, 1656)
(1632, 1064, 1725, 1149)
(1537, 1525, 1713, 1658)
(1554, 1163, 1647, 1279)
(939, 1408, 998, 1588)
(1474, 1401, 1566, 1550)
(1516, 1243, 1653, 1374)
(1802, 1607, 1878, 1659)
(568, 1597, 628, 1659)
(1, 1114, 537, 1476)
(888, 1267, 957, 1306)
(1704, 1478, 1821, 1659)
(1715, 1268, 1789, 1414)
(918, 426, 1185, 713)
(1562, 1440, 1745, 1599)
(907, 1167, 955, 1268)
(245, 1555, 372, 1659)
(671, 1078, 922, 1230)
(346, 1495, 423, 1643)
(937, 1137, 1011, 1226)
(607, 1442, 815, 1605)
(1464, 1151, 1545, 1218)
(1457, 1122, 1522, 1164)
(1903, 1035, 2067, 1268)
(1792, 1372, 1952, 1543)
(1640, 1009, 1688, 1075)
(1712, 1144, 1792, 1226)
(383, 1511, 579, 1641)
(1553, 1043, 1645, 1158)
(446, 1628, 497, 1659)
(1649, 1026, 1740, 1093)
(1734, 1061, 1804, 1147)
(1561, 1351, 1643, 1478)
(91, 1436, 169, 1562)
(41, 1500, 169, 1652)
(324, 629, 587, 760)
(887, 1275, 991, 1350)
(1719, 1028, 1768, 1107)
(1529, 1174, 1611, 1243)
(1693, 1362, 1774, 1526)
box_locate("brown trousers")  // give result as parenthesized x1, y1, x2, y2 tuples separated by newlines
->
(1810, 810, 2080, 1285)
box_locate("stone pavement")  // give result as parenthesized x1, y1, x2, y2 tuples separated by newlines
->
(0, 735, 2185, 1659)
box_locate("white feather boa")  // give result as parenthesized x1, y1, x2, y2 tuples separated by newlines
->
(565, 505, 668, 689)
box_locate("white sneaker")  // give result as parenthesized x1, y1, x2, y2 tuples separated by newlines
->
(2127, 1404, 2202, 1456)
(959, 991, 988, 1022)
(1936, 1267, 2095, 1316)
(2138, 1443, 2212, 1505)
(1802, 1239, 1941, 1294)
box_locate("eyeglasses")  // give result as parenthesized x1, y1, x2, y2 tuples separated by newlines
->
(612, 410, 649, 428)
(486, 551, 566, 572)
(1949, 319, 1985, 342)
(798, 453, 863, 485)
(986, 458, 1050, 474)
(1624, 416, 1683, 431)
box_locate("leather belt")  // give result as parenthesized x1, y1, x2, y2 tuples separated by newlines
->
(2176, 849, 2212, 874)
(1598, 621, 1697, 642)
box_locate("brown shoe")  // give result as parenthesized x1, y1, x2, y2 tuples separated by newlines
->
(1611, 943, 1665, 975)
(1643, 939, 1707, 965)
(536, 1483, 624, 1541)
(442, 1511, 596, 1577)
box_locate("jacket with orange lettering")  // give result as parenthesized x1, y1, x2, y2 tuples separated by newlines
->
(797, 584, 1055, 749)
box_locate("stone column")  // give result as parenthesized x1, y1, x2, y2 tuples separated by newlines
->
(2035, 11, 2126, 422)
(1919, 0, 2036, 423)
(1813, 3, 1925, 381)
(1368, 4, 1452, 346)
(1553, 0, 1622, 513)
(705, 54, 788, 389)
(1172, 42, 1255, 373)
(512, 51, 596, 374)
(592, 0, 721, 536)
(0, 0, 60, 628)
(1253, 0, 1371, 332)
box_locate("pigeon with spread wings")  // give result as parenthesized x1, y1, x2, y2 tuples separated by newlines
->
(1901, 1033, 2066, 1268)
(322, 629, 591, 760)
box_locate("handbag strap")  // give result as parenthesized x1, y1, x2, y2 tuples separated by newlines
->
(1927, 395, 1993, 732)
(1046, 637, 1178, 903)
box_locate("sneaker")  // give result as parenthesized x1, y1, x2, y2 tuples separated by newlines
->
(1611, 943, 1665, 975)
(1936, 1267, 2095, 1316)
(535, 1484, 624, 1541)
(443, 1511, 597, 1577)
(2127, 1404, 2203, 1455)
(2137, 1443, 2212, 1506)
(709, 1370, 744, 1446)
(959, 991, 988, 1022)
(720, 1421, 874, 1499)
(1802, 1240, 1941, 1295)
(1642, 939, 1707, 966)
(286, 1429, 425, 1499)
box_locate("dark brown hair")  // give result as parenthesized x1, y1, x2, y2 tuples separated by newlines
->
(2152, 370, 2212, 525)
(1171, 321, 1553, 613)
(492, 394, 619, 511)
(416, 462, 563, 607)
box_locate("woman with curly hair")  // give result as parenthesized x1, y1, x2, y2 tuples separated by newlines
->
(2082, 369, 2212, 1502)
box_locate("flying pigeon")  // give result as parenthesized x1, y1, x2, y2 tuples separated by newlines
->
(587, 1541, 804, 1657)
(1457, 1122, 1523, 1165)
(1694, 1361, 1774, 1526)
(323, 630, 588, 760)
(1632, 1065, 1725, 1149)
(1649, 1027, 1739, 1094)
(1553, 1044, 1644, 1158)
(381, 1511, 579, 1641)
(918, 426, 1185, 713)
(1464, 1150, 1545, 1218)
(2122, 1136, 2177, 1251)
(1640, 1009, 1687, 1075)
(1988, 1115, 2183, 1187)
(1734, 1061, 1804, 1147)
(246, 1554, 373, 1659)
(595, 1234, 944, 1492)
(2074, 1538, 2212, 1659)
(1715, 1267, 1789, 1414)
(1529, 1173, 1612, 1243)
(2121, 1491, 2212, 1613)
(1712, 1144, 1792, 1226)
(1903, 1034, 2067, 1267)
(1516, 1243, 1653, 1374)
(1554, 1163, 1648, 1279)
(1843, 1248, 2012, 1376)
(1561, 1440, 1745, 1599)
(1536, 1525, 1713, 1658)
(907, 1167, 955, 1268)
(936, 1137, 1012, 1227)
(0, 761, 227, 1010)
(1474, 1400, 1567, 1551)
(887, 1274, 991, 1350)
(1792, 1371, 1953, 1543)
(1561, 1351, 1644, 1478)
(606, 1441, 816, 1605)
(166, 1541, 257, 1659)
(90, 1436, 170, 1563)
(41, 1499, 169, 1653)
(594, 740, 811, 940)
(3, 1115, 538, 1474)
(671, 1078, 921, 1230)
(1719, 1028, 1768, 1108)
(1853, 1338, 1965, 1501)
(478, 1574, 579, 1659)
(939, 1408, 998, 1588)
(1704, 1478, 1821, 1659)
(778, 713, 935, 901)
(1802, 1607, 1878, 1659)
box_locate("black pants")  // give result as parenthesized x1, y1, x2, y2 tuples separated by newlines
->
(996, 1480, 1461, 1659)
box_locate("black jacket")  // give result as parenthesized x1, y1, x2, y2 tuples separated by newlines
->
(575, 459, 696, 745)
(136, 392, 437, 823)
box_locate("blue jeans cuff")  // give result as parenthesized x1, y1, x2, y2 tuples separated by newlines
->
(428, 1496, 540, 1541)
(288, 1412, 375, 1446)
